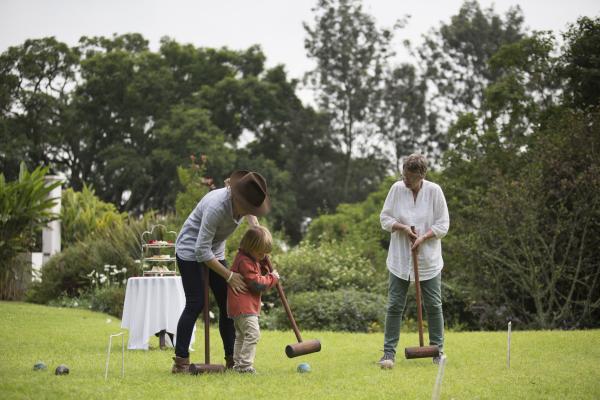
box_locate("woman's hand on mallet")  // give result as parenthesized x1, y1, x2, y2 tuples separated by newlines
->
(411, 235, 426, 250)
(411, 229, 434, 251)
(393, 222, 418, 242)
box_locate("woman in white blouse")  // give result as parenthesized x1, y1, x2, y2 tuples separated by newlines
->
(377, 153, 450, 367)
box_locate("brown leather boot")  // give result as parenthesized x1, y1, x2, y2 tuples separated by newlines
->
(225, 355, 234, 369)
(171, 356, 190, 374)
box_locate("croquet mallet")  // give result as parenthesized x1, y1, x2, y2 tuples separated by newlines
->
(404, 226, 440, 359)
(265, 257, 321, 358)
(189, 266, 226, 374)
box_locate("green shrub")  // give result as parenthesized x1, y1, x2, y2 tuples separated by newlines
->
(267, 289, 386, 332)
(46, 285, 125, 319)
(47, 292, 92, 310)
(26, 243, 96, 303)
(89, 285, 126, 318)
(60, 185, 127, 247)
(303, 177, 395, 269)
(0, 162, 61, 299)
(271, 242, 385, 294)
(26, 216, 158, 304)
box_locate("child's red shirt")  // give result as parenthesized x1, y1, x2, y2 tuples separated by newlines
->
(227, 249, 279, 318)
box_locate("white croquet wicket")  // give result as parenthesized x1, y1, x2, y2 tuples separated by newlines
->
(105, 332, 125, 380)
(431, 354, 447, 400)
(507, 321, 512, 369)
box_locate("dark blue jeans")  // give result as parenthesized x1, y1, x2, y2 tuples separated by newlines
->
(174, 255, 235, 359)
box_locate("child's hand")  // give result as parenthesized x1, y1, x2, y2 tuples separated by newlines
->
(271, 270, 280, 280)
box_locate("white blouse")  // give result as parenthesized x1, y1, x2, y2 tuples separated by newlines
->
(380, 180, 450, 281)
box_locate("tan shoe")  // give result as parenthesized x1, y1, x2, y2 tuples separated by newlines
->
(171, 356, 190, 373)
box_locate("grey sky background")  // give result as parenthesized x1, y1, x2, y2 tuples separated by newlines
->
(1, 0, 598, 100)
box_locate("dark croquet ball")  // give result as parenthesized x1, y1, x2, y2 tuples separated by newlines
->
(55, 364, 69, 375)
(33, 361, 47, 371)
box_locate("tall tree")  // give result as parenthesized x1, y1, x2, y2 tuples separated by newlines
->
(561, 16, 600, 110)
(0, 37, 79, 178)
(440, 17, 600, 329)
(304, 0, 394, 199)
(375, 64, 429, 173)
(418, 0, 526, 152)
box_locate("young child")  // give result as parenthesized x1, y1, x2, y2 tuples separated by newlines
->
(227, 225, 279, 373)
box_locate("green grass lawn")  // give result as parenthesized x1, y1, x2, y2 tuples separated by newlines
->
(1, 301, 599, 399)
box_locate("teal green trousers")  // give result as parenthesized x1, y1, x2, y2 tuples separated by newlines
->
(383, 272, 444, 355)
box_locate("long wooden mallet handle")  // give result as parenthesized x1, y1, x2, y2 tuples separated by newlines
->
(411, 226, 424, 347)
(264, 257, 303, 343)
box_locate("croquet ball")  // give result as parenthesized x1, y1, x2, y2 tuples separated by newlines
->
(380, 360, 394, 370)
(297, 362, 311, 373)
(33, 361, 47, 371)
(55, 364, 69, 375)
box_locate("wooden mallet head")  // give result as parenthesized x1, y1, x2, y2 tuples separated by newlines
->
(405, 345, 440, 359)
(189, 363, 226, 374)
(285, 339, 322, 358)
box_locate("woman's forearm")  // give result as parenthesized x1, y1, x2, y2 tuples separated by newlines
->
(204, 257, 231, 279)
(422, 229, 435, 240)
(392, 222, 407, 232)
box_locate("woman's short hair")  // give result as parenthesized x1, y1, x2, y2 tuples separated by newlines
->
(239, 226, 273, 255)
(403, 153, 428, 177)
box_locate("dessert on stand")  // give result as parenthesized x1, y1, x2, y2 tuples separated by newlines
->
(140, 225, 177, 277)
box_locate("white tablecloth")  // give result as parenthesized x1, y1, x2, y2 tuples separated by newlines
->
(121, 277, 195, 350)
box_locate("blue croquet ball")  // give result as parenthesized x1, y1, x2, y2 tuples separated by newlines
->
(33, 361, 47, 371)
(297, 362, 311, 373)
(55, 364, 69, 375)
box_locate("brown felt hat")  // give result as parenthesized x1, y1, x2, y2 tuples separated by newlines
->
(229, 170, 271, 217)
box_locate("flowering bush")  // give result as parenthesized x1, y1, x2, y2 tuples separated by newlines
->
(87, 264, 128, 288)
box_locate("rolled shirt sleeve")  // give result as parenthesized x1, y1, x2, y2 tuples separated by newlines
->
(195, 206, 220, 263)
(380, 183, 400, 232)
(431, 185, 450, 239)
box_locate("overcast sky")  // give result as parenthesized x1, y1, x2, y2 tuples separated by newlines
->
(1, 0, 598, 87)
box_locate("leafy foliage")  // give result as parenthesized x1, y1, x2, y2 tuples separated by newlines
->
(267, 289, 386, 332)
(418, 0, 526, 154)
(0, 163, 60, 299)
(272, 242, 382, 294)
(175, 154, 214, 227)
(561, 16, 600, 110)
(61, 185, 126, 247)
(0, 32, 396, 240)
(375, 64, 431, 172)
(26, 215, 156, 304)
(458, 108, 600, 329)
(438, 16, 600, 329)
(304, 0, 396, 198)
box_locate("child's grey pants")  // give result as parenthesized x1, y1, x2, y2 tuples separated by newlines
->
(233, 315, 260, 369)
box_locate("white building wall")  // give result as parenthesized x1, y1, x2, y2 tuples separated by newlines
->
(41, 175, 62, 265)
